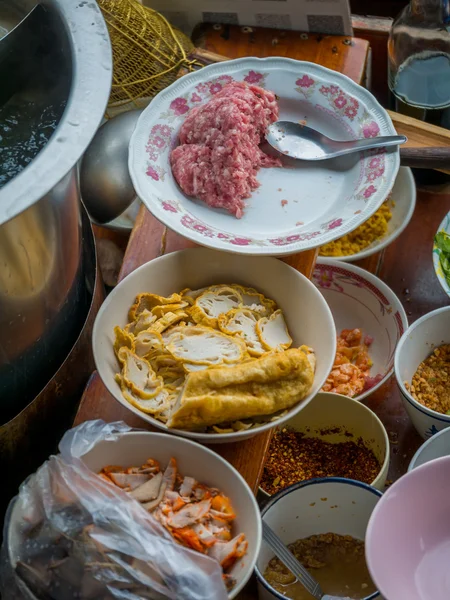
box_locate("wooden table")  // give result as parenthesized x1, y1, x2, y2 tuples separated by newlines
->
(72, 28, 450, 599)
(74, 31, 370, 496)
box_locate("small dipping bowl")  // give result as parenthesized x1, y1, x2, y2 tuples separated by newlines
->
(395, 305, 450, 439)
(256, 478, 381, 600)
(408, 426, 450, 471)
(259, 392, 389, 498)
(366, 455, 450, 600)
(313, 258, 408, 402)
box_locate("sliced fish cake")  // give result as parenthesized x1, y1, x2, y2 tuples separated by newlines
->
(129, 292, 182, 321)
(149, 311, 189, 334)
(190, 286, 242, 328)
(256, 309, 292, 351)
(114, 326, 135, 356)
(230, 284, 276, 317)
(166, 326, 246, 366)
(218, 308, 265, 356)
(121, 384, 171, 415)
(152, 302, 189, 318)
(116, 347, 163, 399)
(126, 309, 157, 335)
(134, 330, 164, 358)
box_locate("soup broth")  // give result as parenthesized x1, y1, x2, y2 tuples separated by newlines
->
(263, 533, 376, 599)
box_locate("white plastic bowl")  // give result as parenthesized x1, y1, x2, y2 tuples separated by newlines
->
(395, 305, 450, 439)
(93, 247, 336, 443)
(256, 478, 382, 599)
(320, 167, 416, 262)
(7, 431, 262, 600)
(408, 426, 450, 471)
(313, 258, 408, 401)
(366, 456, 450, 600)
(259, 392, 390, 497)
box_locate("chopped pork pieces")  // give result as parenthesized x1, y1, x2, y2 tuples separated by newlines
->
(170, 81, 281, 218)
(99, 456, 247, 589)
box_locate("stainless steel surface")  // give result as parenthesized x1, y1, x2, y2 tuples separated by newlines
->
(266, 121, 407, 161)
(80, 110, 142, 224)
(262, 521, 324, 599)
(0, 0, 112, 224)
(1, 205, 104, 533)
(0, 5, 45, 105)
(0, 0, 112, 422)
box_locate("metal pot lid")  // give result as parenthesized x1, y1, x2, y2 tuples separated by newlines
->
(0, 0, 112, 226)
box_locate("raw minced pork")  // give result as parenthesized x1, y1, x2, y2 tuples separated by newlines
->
(170, 81, 281, 218)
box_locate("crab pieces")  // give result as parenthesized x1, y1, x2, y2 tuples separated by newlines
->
(99, 456, 247, 589)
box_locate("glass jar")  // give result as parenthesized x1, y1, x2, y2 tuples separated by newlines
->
(388, 0, 450, 126)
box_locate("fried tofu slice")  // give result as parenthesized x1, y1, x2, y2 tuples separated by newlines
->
(167, 347, 314, 430)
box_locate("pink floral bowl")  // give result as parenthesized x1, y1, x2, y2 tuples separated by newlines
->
(128, 57, 400, 255)
(313, 259, 408, 401)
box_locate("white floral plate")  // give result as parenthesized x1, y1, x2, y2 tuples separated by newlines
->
(129, 58, 400, 255)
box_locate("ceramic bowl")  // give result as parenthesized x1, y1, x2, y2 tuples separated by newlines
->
(93, 247, 336, 443)
(395, 305, 450, 439)
(433, 210, 450, 297)
(259, 392, 390, 498)
(366, 455, 450, 600)
(321, 166, 416, 262)
(7, 430, 261, 600)
(312, 258, 408, 401)
(256, 478, 382, 600)
(408, 426, 450, 471)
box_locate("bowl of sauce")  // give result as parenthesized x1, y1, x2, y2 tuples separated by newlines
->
(256, 478, 381, 599)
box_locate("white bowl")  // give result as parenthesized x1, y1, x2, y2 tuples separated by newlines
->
(366, 456, 450, 600)
(255, 478, 382, 599)
(7, 431, 262, 600)
(325, 167, 416, 262)
(395, 305, 450, 439)
(312, 258, 408, 401)
(93, 247, 336, 443)
(408, 426, 450, 471)
(433, 209, 450, 297)
(259, 392, 390, 497)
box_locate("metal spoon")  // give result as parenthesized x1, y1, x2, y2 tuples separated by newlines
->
(80, 109, 143, 224)
(262, 521, 341, 600)
(266, 120, 407, 161)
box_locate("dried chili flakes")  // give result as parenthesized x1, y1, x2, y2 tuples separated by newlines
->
(261, 428, 381, 496)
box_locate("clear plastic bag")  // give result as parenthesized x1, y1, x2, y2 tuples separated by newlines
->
(1, 420, 228, 600)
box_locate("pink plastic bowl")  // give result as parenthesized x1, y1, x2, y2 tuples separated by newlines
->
(366, 455, 450, 600)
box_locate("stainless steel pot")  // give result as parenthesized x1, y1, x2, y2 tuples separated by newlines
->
(0, 0, 112, 422)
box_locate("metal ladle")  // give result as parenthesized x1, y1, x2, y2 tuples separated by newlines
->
(80, 109, 143, 224)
